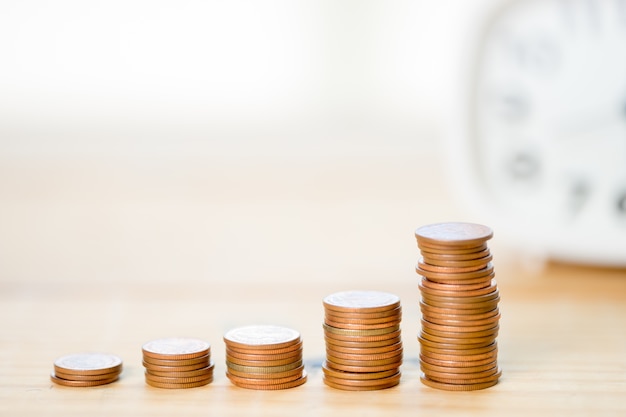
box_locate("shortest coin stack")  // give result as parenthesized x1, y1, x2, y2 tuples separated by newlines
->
(224, 325, 307, 390)
(51, 352, 123, 387)
(142, 337, 214, 389)
(322, 290, 403, 391)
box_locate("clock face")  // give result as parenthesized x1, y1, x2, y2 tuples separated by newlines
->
(470, 0, 626, 261)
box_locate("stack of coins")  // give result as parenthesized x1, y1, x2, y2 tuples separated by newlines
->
(51, 352, 123, 387)
(142, 337, 214, 389)
(224, 325, 307, 390)
(415, 222, 501, 391)
(322, 290, 403, 390)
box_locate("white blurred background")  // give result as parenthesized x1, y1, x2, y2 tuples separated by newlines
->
(0, 1, 492, 284)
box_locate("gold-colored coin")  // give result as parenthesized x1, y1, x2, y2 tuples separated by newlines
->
(53, 353, 123, 376)
(419, 280, 498, 298)
(414, 222, 493, 247)
(420, 354, 497, 368)
(422, 365, 499, 381)
(323, 372, 401, 388)
(422, 313, 500, 327)
(223, 325, 301, 351)
(326, 347, 403, 362)
(50, 373, 119, 387)
(324, 313, 401, 325)
(324, 329, 402, 343)
(225, 360, 303, 374)
(325, 335, 402, 348)
(420, 342, 497, 357)
(423, 274, 497, 286)
(418, 242, 488, 255)
(419, 330, 496, 345)
(421, 348, 497, 363)
(420, 301, 498, 315)
(145, 377, 212, 389)
(321, 361, 399, 380)
(53, 370, 121, 381)
(226, 340, 303, 355)
(142, 353, 210, 367)
(229, 373, 307, 390)
(418, 335, 495, 350)
(323, 290, 401, 313)
(141, 338, 210, 361)
(420, 374, 498, 391)
(226, 364, 305, 380)
(147, 363, 215, 378)
(326, 352, 403, 367)
(421, 326, 499, 341)
(418, 259, 488, 273)
(420, 297, 500, 311)
(225, 355, 300, 367)
(421, 319, 499, 334)
(421, 288, 500, 304)
(426, 367, 501, 385)
(421, 307, 500, 321)
(420, 277, 493, 291)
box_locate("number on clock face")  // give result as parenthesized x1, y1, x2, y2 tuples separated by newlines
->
(473, 0, 626, 232)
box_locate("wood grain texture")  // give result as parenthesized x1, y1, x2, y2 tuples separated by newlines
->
(2, 261, 626, 416)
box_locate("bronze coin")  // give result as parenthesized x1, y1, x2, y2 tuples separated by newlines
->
(325, 359, 402, 373)
(421, 307, 500, 321)
(142, 338, 210, 361)
(326, 341, 403, 355)
(53, 370, 121, 381)
(419, 280, 498, 298)
(415, 222, 493, 247)
(419, 374, 498, 391)
(225, 360, 303, 374)
(422, 365, 499, 381)
(228, 373, 307, 390)
(421, 318, 499, 333)
(324, 318, 401, 330)
(223, 325, 301, 351)
(422, 313, 501, 327)
(323, 372, 401, 388)
(418, 242, 488, 255)
(226, 364, 305, 380)
(326, 352, 403, 367)
(419, 331, 496, 345)
(324, 329, 402, 343)
(421, 327, 499, 342)
(144, 371, 213, 384)
(227, 340, 303, 355)
(418, 259, 488, 273)
(145, 377, 213, 389)
(226, 347, 301, 361)
(50, 373, 119, 387)
(53, 353, 123, 376)
(323, 323, 400, 337)
(422, 273, 497, 286)
(421, 288, 499, 303)
(142, 353, 210, 367)
(225, 370, 303, 385)
(421, 348, 498, 362)
(420, 248, 491, 261)
(420, 277, 493, 291)
(324, 306, 402, 319)
(416, 264, 495, 281)
(420, 301, 498, 315)
(420, 354, 497, 368)
(420, 360, 498, 374)
(323, 377, 400, 391)
(420, 254, 493, 269)
(323, 291, 401, 313)
(146, 363, 215, 378)
(225, 355, 301, 367)
(324, 313, 401, 325)
(426, 367, 501, 385)
(420, 341, 496, 355)
(420, 297, 500, 310)
(418, 335, 495, 350)
(325, 335, 402, 348)
(142, 360, 210, 373)
(321, 361, 399, 380)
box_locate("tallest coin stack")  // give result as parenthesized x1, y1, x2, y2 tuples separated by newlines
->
(414, 222, 501, 391)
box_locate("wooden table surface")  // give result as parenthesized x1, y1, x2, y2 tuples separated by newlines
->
(1, 155, 626, 416)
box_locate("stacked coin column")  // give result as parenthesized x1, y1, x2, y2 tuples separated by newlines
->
(322, 291, 403, 390)
(51, 353, 123, 387)
(414, 222, 501, 391)
(142, 338, 214, 389)
(224, 325, 307, 390)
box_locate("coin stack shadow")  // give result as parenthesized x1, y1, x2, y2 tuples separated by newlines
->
(51, 353, 123, 387)
(322, 290, 403, 390)
(415, 222, 501, 391)
(142, 338, 214, 389)
(224, 325, 307, 390)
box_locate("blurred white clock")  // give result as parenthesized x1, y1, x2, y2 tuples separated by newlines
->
(448, 0, 626, 266)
